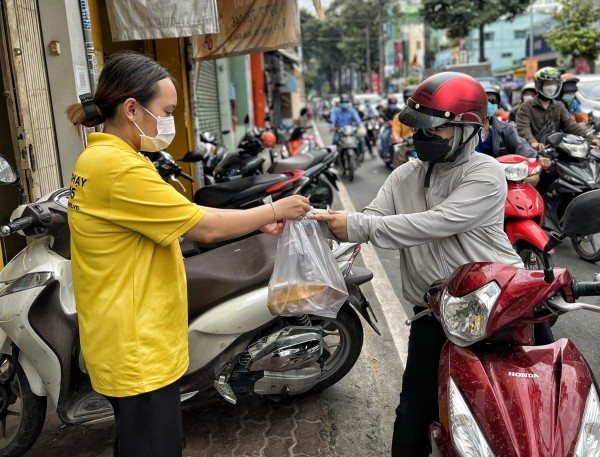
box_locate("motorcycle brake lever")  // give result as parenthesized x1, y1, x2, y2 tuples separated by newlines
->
(405, 308, 433, 326)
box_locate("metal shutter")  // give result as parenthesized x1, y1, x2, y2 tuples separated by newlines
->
(193, 60, 221, 143)
(2, 0, 61, 200)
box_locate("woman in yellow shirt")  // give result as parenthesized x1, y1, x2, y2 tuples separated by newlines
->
(66, 52, 310, 457)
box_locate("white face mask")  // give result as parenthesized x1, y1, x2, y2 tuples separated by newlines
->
(541, 84, 558, 98)
(522, 95, 534, 103)
(134, 104, 176, 152)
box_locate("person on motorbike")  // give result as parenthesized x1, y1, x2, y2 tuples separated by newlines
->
(476, 82, 551, 170)
(516, 66, 600, 151)
(509, 82, 536, 122)
(559, 74, 589, 124)
(378, 96, 402, 160)
(389, 88, 415, 166)
(330, 93, 364, 156)
(309, 72, 546, 457)
(65, 52, 310, 457)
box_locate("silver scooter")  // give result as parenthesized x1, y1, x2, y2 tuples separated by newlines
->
(0, 155, 378, 456)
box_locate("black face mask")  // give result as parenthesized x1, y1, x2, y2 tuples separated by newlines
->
(412, 129, 453, 162)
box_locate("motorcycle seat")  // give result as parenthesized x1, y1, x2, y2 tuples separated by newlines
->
(194, 174, 288, 207)
(184, 233, 277, 320)
(269, 148, 329, 173)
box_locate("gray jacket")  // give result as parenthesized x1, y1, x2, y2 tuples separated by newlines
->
(346, 150, 523, 307)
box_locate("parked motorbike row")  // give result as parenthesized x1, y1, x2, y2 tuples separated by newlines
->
(0, 155, 379, 456)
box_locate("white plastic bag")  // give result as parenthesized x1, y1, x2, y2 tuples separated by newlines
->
(267, 219, 349, 318)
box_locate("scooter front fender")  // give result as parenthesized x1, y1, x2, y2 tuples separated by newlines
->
(436, 339, 592, 456)
(505, 219, 550, 253)
(0, 331, 46, 398)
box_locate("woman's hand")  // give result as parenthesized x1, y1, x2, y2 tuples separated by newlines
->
(260, 221, 285, 236)
(308, 210, 349, 241)
(273, 195, 311, 221)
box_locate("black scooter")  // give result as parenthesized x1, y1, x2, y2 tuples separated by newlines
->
(148, 151, 310, 254)
(541, 132, 600, 262)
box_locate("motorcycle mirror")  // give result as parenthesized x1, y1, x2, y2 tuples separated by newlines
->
(244, 114, 250, 125)
(562, 189, 600, 237)
(0, 155, 19, 185)
(546, 132, 564, 147)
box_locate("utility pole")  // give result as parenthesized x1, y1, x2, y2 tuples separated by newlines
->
(366, 26, 371, 91)
(377, 0, 386, 94)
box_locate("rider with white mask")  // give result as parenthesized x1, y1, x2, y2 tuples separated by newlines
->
(516, 66, 600, 151)
(66, 52, 309, 457)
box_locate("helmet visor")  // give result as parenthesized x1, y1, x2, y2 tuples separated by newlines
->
(398, 100, 451, 129)
(540, 80, 561, 99)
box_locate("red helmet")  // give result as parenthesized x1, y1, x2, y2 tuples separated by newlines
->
(261, 131, 277, 148)
(399, 72, 487, 129)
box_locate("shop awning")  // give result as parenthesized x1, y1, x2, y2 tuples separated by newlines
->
(106, 0, 220, 42)
(193, 0, 301, 60)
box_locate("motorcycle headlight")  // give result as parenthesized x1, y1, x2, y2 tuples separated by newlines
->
(564, 142, 589, 158)
(574, 386, 600, 457)
(500, 161, 528, 181)
(449, 377, 495, 457)
(0, 272, 54, 298)
(441, 281, 501, 346)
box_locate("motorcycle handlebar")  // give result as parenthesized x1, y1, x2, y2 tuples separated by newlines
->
(573, 281, 600, 298)
(0, 216, 35, 237)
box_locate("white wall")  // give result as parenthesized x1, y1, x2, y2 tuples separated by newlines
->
(38, 0, 90, 185)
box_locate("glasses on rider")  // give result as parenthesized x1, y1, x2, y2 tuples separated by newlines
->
(487, 98, 500, 105)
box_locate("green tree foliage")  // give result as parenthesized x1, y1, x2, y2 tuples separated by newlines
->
(544, 0, 600, 61)
(421, 0, 529, 62)
(300, 0, 380, 95)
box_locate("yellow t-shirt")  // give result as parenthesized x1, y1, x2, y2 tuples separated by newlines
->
(68, 132, 205, 397)
(392, 113, 412, 139)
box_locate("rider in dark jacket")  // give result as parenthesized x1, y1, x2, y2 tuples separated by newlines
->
(477, 83, 540, 160)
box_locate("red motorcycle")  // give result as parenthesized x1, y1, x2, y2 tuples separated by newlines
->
(497, 154, 549, 269)
(421, 189, 600, 456)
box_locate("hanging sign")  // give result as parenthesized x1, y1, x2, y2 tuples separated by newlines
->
(106, 0, 220, 42)
(193, 0, 301, 60)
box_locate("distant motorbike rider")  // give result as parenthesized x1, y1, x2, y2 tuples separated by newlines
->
(390, 88, 416, 166)
(516, 66, 600, 151)
(509, 82, 536, 122)
(330, 93, 364, 154)
(309, 72, 533, 457)
(477, 82, 550, 165)
(559, 74, 589, 124)
(379, 96, 402, 159)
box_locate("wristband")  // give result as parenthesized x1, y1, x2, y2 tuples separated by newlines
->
(270, 202, 277, 223)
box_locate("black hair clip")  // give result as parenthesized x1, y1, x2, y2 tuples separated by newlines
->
(79, 93, 98, 120)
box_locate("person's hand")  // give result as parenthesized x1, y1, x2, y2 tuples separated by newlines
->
(531, 142, 545, 152)
(538, 157, 552, 169)
(592, 138, 600, 148)
(273, 195, 311, 222)
(308, 210, 349, 241)
(330, 126, 336, 132)
(260, 221, 285, 236)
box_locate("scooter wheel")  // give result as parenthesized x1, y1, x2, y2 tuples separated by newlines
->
(571, 234, 600, 263)
(304, 306, 363, 393)
(0, 364, 47, 457)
